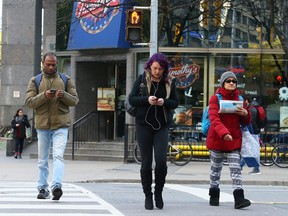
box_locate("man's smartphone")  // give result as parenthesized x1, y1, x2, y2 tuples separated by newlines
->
(50, 89, 57, 94)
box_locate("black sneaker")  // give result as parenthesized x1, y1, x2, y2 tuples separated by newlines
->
(52, 187, 63, 200)
(37, 189, 50, 199)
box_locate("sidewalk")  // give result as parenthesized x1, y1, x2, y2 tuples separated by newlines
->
(0, 143, 287, 186)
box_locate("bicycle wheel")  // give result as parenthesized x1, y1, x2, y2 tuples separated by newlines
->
(186, 136, 199, 144)
(168, 138, 192, 166)
(260, 146, 274, 166)
(133, 142, 142, 165)
(271, 144, 288, 168)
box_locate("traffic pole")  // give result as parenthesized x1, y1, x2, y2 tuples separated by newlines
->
(150, 0, 158, 56)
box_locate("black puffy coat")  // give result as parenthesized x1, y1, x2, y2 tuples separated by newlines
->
(11, 114, 31, 139)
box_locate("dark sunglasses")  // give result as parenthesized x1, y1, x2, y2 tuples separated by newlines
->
(225, 79, 237, 84)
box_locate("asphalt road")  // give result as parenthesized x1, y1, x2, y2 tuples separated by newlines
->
(0, 181, 287, 216)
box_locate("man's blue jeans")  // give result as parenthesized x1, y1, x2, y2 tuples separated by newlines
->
(37, 128, 68, 191)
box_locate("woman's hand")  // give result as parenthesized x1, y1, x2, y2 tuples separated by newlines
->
(156, 98, 164, 106)
(235, 106, 248, 116)
(148, 96, 158, 105)
(148, 96, 164, 106)
(223, 134, 233, 141)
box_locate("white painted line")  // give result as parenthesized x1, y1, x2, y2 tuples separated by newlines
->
(71, 184, 125, 216)
(0, 204, 105, 210)
(165, 184, 235, 202)
(0, 214, 113, 216)
(0, 197, 94, 202)
(0, 182, 125, 216)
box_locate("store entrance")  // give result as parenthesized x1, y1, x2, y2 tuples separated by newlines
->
(76, 61, 126, 141)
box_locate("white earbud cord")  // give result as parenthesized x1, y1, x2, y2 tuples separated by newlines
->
(145, 82, 161, 130)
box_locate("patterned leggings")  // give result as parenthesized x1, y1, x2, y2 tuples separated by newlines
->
(209, 149, 242, 190)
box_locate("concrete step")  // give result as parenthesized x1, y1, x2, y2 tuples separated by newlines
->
(29, 152, 124, 162)
(29, 141, 125, 161)
(74, 142, 125, 150)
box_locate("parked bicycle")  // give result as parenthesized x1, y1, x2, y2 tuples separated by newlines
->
(133, 128, 193, 166)
(260, 133, 288, 168)
(269, 134, 288, 168)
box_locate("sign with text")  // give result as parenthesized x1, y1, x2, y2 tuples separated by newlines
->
(168, 57, 200, 89)
(68, 0, 131, 49)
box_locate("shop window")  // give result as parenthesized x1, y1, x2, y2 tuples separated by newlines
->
(214, 53, 287, 128)
(167, 55, 204, 128)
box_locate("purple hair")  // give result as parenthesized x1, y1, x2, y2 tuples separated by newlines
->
(144, 53, 169, 77)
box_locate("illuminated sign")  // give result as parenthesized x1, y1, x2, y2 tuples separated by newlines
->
(168, 57, 200, 89)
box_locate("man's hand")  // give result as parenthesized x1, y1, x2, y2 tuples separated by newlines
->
(56, 90, 64, 98)
(45, 90, 56, 99)
(45, 89, 64, 99)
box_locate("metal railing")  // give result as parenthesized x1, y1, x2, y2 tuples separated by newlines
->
(27, 118, 36, 143)
(72, 111, 99, 160)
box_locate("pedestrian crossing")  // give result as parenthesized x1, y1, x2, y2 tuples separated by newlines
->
(0, 182, 124, 216)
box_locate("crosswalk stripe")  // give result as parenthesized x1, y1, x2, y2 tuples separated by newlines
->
(166, 184, 235, 202)
(0, 182, 124, 216)
(0, 214, 113, 216)
(0, 204, 106, 210)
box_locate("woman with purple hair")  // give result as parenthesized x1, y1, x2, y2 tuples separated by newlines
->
(129, 53, 179, 210)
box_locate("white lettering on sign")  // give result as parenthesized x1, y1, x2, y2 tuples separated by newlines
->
(245, 90, 258, 95)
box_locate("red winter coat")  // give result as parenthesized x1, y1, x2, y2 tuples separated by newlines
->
(206, 87, 251, 152)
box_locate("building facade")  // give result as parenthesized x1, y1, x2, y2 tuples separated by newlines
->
(1, 1, 287, 141)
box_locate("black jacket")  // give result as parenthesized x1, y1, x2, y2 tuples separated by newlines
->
(129, 71, 179, 128)
(11, 114, 31, 139)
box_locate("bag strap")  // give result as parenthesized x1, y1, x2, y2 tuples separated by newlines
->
(215, 94, 243, 101)
(138, 72, 146, 96)
(215, 93, 222, 101)
(248, 123, 255, 134)
(35, 72, 68, 93)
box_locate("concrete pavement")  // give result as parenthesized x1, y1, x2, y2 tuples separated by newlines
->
(0, 142, 287, 186)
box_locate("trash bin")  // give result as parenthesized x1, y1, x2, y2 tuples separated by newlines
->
(0, 137, 14, 156)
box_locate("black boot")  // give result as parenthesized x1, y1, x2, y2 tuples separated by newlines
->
(154, 168, 167, 209)
(14, 152, 18, 159)
(18, 153, 22, 159)
(140, 169, 153, 210)
(233, 189, 251, 209)
(209, 187, 220, 206)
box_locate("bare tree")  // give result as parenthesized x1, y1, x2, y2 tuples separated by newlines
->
(241, 0, 288, 84)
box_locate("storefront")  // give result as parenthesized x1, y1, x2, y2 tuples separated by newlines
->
(64, 1, 288, 141)
(135, 48, 286, 131)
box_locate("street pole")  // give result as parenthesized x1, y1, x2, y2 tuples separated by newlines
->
(133, 0, 158, 57)
(150, 0, 158, 56)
